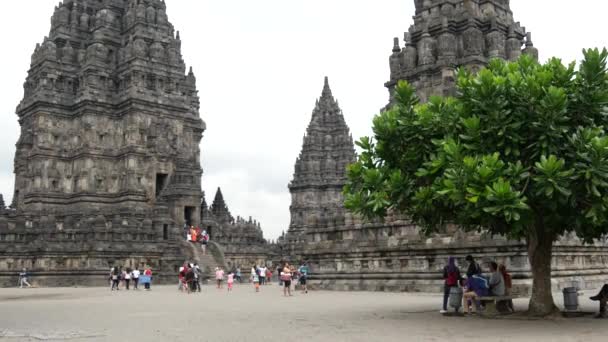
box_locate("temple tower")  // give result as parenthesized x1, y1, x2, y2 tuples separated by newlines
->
(287, 77, 356, 242)
(13, 0, 204, 230)
(386, 0, 538, 102)
(0, 0, 208, 286)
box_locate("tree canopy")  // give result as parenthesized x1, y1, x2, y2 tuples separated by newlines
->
(344, 49, 608, 316)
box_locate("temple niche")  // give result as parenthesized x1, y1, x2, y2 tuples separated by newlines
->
(284, 0, 608, 293)
(0, 0, 212, 286)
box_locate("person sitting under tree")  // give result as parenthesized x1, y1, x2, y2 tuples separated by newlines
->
(590, 284, 608, 318)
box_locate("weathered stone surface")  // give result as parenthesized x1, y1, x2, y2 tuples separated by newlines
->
(286, 77, 356, 246)
(0, 0, 213, 286)
(201, 189, 273, 270)
(386, 0, 538, 103)
(284, 0, 608, 293)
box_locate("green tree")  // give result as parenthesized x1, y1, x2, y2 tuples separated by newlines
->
(344, 49, 608, 316)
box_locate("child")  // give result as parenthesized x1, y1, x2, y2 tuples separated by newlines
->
(227, 272, 234, 292)
(215, 267, 224, 289)
(252, 272, 260, 292)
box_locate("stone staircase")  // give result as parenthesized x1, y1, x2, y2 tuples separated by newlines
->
(178, 240, 227, 281)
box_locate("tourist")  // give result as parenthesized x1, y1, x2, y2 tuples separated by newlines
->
(190, 226, 198, 244)
(465, 255, 481, 278)
(227, 271, 234, 292)
(440, 257, 461, 313)
(185, 266, 195, 294)
(499, 264, 515, 312)
(201, 231, 208, 255)
(124, 268, 132, 290)
(281, 263, 293, 297)
(236, 267, 242, 283)
(259, 265, 267, 285)
(143, 266, 152, 290)
(193, 263, 202, 292)
(132, 267, 140, 290)
(462, 274, 489, 314)
(590, 284, 608, 318)
(488, 262, 505, 297)
(251, 265, 258, 282)
(18, 268, 32, 288)
(183, 223, 189, 240)
(215, 267, 225, 289)
(277, 265, 283, 286)
(178, 264, 186, 291)
(298, 262, 309, 294)
(111, 267, 120, 291)
(265, 268, 272, 285)
(252, 271, 260, 292)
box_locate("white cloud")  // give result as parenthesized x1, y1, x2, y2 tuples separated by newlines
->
(0, 0, 606, 239)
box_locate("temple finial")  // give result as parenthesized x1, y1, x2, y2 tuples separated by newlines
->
(321, 76, 332, 98)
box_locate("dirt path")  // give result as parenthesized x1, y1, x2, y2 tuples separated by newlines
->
(1, 285, 607, 341)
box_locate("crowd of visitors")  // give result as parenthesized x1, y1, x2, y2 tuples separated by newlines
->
(441, 255, 514, 315)
(184, 224, 210, 255)
(109, 266, 152, 291)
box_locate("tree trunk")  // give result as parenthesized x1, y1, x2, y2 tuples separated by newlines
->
(527, 227, 559, 316)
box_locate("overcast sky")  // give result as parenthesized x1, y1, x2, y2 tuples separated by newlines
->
(0, 0, 606, 239)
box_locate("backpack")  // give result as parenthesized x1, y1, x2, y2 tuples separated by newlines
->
(446, 270, 459, 286)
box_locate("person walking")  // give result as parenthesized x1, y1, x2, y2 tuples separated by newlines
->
(259, 265, 267, 286)
(298, 262, 310, 294)
(281, 263, 293, 297)
(252, 271, 260, 292)
(227, 272, 235, 292)
(131, 267, 140, 290)
(440, 257, 461, 314)
(19, 268, 32, 288)
(193, 264, 202, 292)
(236, 267, 242, 283)
(215, 267, 224, 289)
(124, 268, 132, 290)
(111, 267, 120, 291)
(143, 266, 152, 290)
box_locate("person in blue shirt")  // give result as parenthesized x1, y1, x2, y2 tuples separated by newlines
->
(298, 262, 309, 294)
(462, 274, 489, 314)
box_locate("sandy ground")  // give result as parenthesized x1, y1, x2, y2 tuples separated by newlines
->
(1, 283, 608, 342)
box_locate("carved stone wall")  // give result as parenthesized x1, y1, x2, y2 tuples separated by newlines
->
(0, 0, 217, 286)
(285, 0, 608, 292)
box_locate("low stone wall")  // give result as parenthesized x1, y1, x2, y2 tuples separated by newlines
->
(289, 221, 608, 294)
(0, 239, 223, 288)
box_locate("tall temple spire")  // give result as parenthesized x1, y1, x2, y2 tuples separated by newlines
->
(211, 187, 234, 224)
(287, 78, 356, 236)
(386, 0, 536, 103)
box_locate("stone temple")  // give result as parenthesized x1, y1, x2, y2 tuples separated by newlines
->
(284, 0, 608, 293)
(0, 0, 271, 286)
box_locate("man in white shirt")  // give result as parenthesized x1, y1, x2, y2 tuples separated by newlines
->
(131, 268, 140, 290)
(259, 266, 267, 285)
(19, 268, 31, 288)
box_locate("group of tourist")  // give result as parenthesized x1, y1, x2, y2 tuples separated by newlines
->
(109, 266, 153, 291)
(441, 255, 514, 315)
(184, 225, 210, 255)
(278, 262, 309, 296)
(205, 262, 310, 296)
(178, 262, 203, 294)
